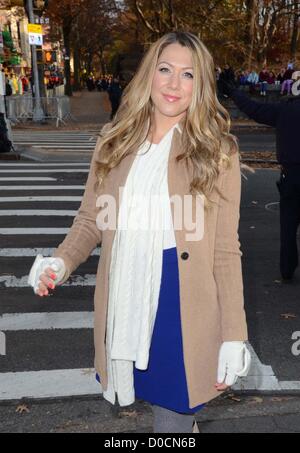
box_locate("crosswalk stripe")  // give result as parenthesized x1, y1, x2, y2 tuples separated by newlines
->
(0, 210, 77, 216)
(0, 163, 90, 166)
(12, 133, 97, 136)
(0, 228, 71, 235)
(13, 136, 96, 139)
(0, 369, 101, 400)
(0, 274, 96, 287)
(12, 133, 97, 137)
(0, 248, 100, 256)
(12, 130, 99, 154)
(0, 186, 85, 190)
(0, 312, 93, 331)
(14, 139, 96, 143)
(31, 145, 95, 149)
(0, 196, 82, 201)
(0, 169, 89, 173)
(0, 159, 103, 402)
(0, 177, 56, 181)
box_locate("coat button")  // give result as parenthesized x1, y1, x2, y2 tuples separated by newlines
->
(181, 252, 189, 260)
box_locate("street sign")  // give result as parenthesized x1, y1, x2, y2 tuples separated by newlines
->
(29, 33, 43, 46)
(28, 23, 43, 34)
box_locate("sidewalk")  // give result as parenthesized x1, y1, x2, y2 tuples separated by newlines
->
(69, 90, 111, 128)
(9, 89, 267, 132)
(10, 90, 111, 132)
(0, 393, 299, 433)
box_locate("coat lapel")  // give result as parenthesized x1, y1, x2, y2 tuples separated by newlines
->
(101, 124, 191, 254)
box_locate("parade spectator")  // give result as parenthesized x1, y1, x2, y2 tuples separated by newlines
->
(247, 69, 259, 86)
(267, 71, 276, 84)
(280, 65, 294, 95)
(21, 75, 29, 92)
(107, 75, 122, 120)
(259, 67, 269, 96)
(215, 66, 222, 81)
(236, 69, 249, 86)
(219, 63, 235, 84)
(276, 67, 285, 85)
(96, 78, 102, 91)
(246, 69, 259, 93)
(86, 74, 95, 91)
(5, 77, 12, 96)
(101, 77, 108, 91)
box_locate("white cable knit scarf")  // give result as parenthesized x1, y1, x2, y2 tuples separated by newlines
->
(103, 123, 179, 406)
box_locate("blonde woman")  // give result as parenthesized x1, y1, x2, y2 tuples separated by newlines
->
(28, 32, 251, 433)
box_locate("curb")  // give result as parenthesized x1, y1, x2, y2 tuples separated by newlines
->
(15, 146, 93, 162)
(0, 152, 21, 161)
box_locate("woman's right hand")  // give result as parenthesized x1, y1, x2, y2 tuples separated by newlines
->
(28, 255, 66, 297)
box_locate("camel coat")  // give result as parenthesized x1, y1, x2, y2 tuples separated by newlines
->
(53, 123, 248, 408)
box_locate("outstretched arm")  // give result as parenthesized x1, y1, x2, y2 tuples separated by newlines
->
(230, 88, 280, 127)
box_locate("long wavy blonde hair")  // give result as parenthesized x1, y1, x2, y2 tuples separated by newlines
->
(94, 31, 240, 209)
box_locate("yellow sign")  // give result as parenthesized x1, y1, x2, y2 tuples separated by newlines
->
(27, 24, 43, 34)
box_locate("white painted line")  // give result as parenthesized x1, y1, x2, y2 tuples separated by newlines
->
(13, 139, 94, 141)
(14, 137, 95, 140)
(14, 140, 94, 143)
(12, 132, 95, 135)
(0, 163, 89, 167)
(0, 196, 82, 201)
(0, 247, 100, 256)
(279, 382, 300, 390)
(0, 369, 101, 400)
(13, 133, 95, 136)
(0, 186, 84, 190)
(0, 312, 93, 331)
(265, 202, 279, 211)
(0, 274, 96, 287)
(0, 169, 89, 173)
(233, 343, 281, 391)
(0, 210, 77, 216)
(13, 137, 94, 140)
(0, 228, 70, 235)
(0, 177, 56, 181)
(13, 132, 94, 134)
(31, 144, 94, 151)
(13, 140, 94, 142)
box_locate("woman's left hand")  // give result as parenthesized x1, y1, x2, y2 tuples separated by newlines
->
(214, 341, 251, 391)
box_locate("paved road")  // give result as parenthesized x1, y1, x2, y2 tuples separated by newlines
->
(234, 128, 276, 152)
(0, 161, 100, 401)
(0, 158, 299, 432)
(12, 127, 277, 160)
(239, 167, 300, 387)
(12, 130, 101, 162)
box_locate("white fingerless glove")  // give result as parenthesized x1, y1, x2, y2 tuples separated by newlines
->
(27, 254, 66, 294)
(217, 341, 251, 386)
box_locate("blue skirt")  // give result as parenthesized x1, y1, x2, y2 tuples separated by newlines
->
(96, 246, 205, 415)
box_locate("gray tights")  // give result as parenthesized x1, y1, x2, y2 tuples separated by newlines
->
(152, 404, 195, 433)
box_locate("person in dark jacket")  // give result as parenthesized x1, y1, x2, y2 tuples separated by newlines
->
(221, 80, 300, 281)
(281, 67, 294, 95)
(107, 76, 123, 120)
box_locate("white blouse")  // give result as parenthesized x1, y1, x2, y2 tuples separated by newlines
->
(132, 139, 177, 250)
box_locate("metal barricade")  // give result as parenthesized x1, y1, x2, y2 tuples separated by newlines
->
(46, 84, 65, 98)
(5, 95, 72, 127)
